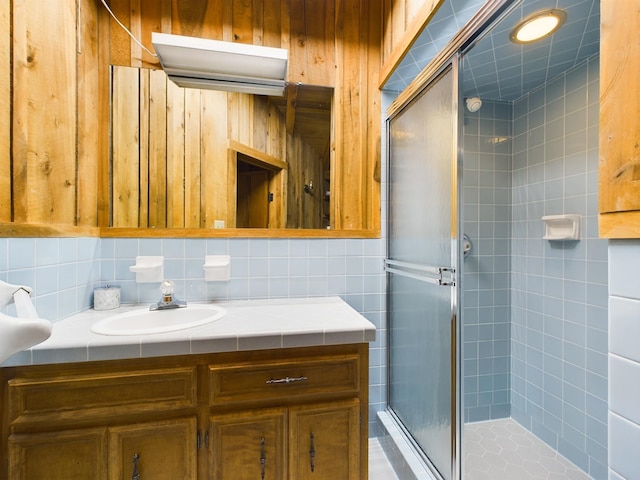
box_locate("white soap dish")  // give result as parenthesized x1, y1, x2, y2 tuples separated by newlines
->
(203, 255, 231, 282)
(130, 256, 164, 283)
(542, 214, 581, 240)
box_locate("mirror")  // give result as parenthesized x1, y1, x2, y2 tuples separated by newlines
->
(110, 66, 332, 230)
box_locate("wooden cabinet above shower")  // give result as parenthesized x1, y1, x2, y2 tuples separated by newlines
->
(598, 0, 640, 238)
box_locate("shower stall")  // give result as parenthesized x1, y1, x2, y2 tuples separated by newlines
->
(381, 0, 608, 479)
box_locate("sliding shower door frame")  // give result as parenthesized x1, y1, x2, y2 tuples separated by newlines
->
(384, 55, 463, 480)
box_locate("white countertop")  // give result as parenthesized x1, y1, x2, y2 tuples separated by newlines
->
(2, 297, 376, 367)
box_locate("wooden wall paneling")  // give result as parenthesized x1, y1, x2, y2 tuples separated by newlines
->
(200, 90, 230, 228)
(138, 68, 150, 227)
(0, 0, 11, 222)
(230, 0, 254, 44)
(171, 0, 223, 39)
(381, 0, 393, 65)
(229, 93, 252, 147)
(262, 0, 282, 48)
(184, 89, 202, 228)
(166, 80, 186, 228)
(286, 133, 301, 227)
(12, 0, 77, 225)
(97, 0, 112, 228)
(77, 0, 101, 227)
(252, 0, 265, 45)
(111, 67, 140, 227)
(129, 0, 143, 66)
(288, 0, 336, 87)
(139, 0, 170, 68)
(226, 150, 238, 229)
(101, 0, 381, 234)
(108, 0, 133, 66)
(251, 96, 269, 153)
(333, 0, 364, 230)
(267, 101, 283, 160)
(367, 0, 382, 230)
(148, 68, 167, 227)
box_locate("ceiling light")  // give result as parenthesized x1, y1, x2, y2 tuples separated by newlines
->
(152, 33, 288, 96)
(509, 9, 567, 44)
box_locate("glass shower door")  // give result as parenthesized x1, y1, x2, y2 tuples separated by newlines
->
(385, 62, 460, 480)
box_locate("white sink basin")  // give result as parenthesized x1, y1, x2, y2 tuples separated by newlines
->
(91, 304, 227, 336)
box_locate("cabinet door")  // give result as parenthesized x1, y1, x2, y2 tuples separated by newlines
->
(108, 417, 197, 480)
(289, 399, 360, 480)
(209, 408, 287, 480)
(9, 427, 108, 479)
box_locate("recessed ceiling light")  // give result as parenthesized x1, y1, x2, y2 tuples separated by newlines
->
(509, 9, 567, 44)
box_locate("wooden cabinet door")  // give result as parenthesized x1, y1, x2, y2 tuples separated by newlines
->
(209, 408, 287, 480)
(288, 399, 360, 480)
(107, 417, 197, 480)
(599, 0, 640, 238)
(8, 427, 108, 480)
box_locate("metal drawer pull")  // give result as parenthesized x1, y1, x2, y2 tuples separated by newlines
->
(260, 437, 266, 480)
(132, 453, 140, 480)
(265, 375, 308, 385)
(309, 432, 316, 472)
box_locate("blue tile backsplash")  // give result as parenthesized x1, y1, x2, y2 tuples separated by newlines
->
(0, 235, 387, 436)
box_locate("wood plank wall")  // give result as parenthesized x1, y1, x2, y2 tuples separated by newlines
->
(0, 0, 9, 223)
(1, 0, 101, 230)
(104, 0, 381, 232)
(0, 0, 382, 235)
(111, 66, 323, 229)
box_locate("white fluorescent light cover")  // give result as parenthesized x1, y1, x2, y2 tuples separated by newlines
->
(151, 32, 288, 96)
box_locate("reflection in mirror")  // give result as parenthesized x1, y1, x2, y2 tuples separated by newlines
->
(110, 66, 332, 230)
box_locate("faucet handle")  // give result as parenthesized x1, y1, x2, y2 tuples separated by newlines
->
(160, 280, 174, 302)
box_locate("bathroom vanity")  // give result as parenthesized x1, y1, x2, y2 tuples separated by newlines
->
(0, 297, 374, 480)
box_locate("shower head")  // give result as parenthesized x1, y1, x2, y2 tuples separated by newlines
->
(466, 97, 482, 112)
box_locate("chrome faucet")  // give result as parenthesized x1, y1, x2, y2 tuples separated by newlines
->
(150, 280, 187, 311)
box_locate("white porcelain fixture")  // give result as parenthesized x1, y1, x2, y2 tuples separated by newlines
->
(130, 256, 164, 283)
(542, 214, 581, 240)
(91, 304, 227, 336)
(203, 255, 231, 281)
(0, 281, 52, 363)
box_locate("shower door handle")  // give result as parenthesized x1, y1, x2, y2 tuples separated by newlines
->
(384, 259, 455, 286)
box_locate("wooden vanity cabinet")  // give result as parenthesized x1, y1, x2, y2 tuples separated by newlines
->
(0, 343, 368, 480)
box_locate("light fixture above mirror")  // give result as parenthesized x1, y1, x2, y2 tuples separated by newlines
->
(152, 33, 288, 96)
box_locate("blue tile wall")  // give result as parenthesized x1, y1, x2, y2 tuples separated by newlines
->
(0, 238, 100, 321)
(463, 99, 513, 422)
(510, 55, 608, 478)
(609, 240, 640, 480)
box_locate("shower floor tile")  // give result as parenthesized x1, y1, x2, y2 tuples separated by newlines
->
(464, 419, 591, 480)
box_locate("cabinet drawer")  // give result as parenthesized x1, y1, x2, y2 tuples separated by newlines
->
(209, 354, 360, 406)
(8, 367, 197, 427)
